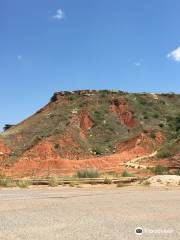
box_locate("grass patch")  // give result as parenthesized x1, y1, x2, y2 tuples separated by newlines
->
(151, 165, 168, 175)
(76, 168, 100, 178)
(17, 180, 30, 188)
(0, 178, 16, 187)
(104, 178, 112, 184)
(121, 170, 134, 177)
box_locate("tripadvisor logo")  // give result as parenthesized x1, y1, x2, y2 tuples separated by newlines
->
(135, 227, 143, 236)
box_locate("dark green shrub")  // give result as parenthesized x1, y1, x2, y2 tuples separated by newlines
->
(121, 170, 134, 177)
(77, 168, 100, 178)
(150, 131, 156, 139)
(151, 165, 168, 175)
(157, 149, 172, 158)
(153, 113, 159, 118)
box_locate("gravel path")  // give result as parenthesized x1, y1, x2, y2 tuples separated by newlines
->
(0, 186, 179, 240)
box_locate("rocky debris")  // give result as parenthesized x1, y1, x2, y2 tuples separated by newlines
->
(144, 175, 180, 186)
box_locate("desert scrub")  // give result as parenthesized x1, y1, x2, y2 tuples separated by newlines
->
(17, 180, 30, 188)
(0, 178, 15, 187)
(76, 168, 100, 178)
(157, 149, 172, 158)
(143, 180, 151, 186)
(104, 178, 112, 184)
(121, 170, 134, 177)
(151, 165, 168, 175)
(48, 176, 59, 187)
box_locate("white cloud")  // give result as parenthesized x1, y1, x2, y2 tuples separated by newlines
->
(167, 46, 180, 62)
(134, 59, 143, 67)
(53, 9, 65, 20)
(17, 55, 22, 60)
(134, 62, 141, 67)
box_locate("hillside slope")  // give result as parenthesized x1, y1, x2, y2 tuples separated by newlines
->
(0, 90, 180, 177)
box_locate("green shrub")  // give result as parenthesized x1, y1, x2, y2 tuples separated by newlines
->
(0, 178, 15, 187)
(143, 180, 151, 186)
(17, 180, 30, 188)
(153, 113, 159, 118)
(150, 131, 156, 139)
(48, 176, 59, 187)
(121, 170, 134, 177)
(174, 169, 180, 176)
(157, 149, 172, 158)
(104, 178, 112, 184)
(77, 168, 100, 178)
(92, 147, 103, 156)
(143, 115, 149, 120)
(151, 165, 168, 175)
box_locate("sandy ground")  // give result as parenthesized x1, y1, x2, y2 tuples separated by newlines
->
(0, 186, 180, 240)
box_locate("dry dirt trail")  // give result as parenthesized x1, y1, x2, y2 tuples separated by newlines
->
(125, 151, 157, 169)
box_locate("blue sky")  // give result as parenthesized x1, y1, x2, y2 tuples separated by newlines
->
(0, 0, 180, 130)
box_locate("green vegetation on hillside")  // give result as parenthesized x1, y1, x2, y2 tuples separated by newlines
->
(1, 90, 180, 165)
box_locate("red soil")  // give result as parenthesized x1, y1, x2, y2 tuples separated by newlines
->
(0, 141, 11, 161)
(79, 111, 93, 138)
(2, 132, 161, 178)
(111, 97, 137, 127)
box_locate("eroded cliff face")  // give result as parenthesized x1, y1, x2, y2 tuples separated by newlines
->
(0, 90, 179, 177)
(111, 97, 137, 127)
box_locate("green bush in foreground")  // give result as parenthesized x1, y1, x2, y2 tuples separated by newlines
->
(0, 178, 15, 187)
(48, 176, 59, 187)
(121, 170, 134, 177)
(17, 180, 30, 188)
(104, 178, 112, 184)
(77, 168, 100, 178)
(143, 180, 151, 186)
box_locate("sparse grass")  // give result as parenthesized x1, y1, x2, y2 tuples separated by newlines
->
(76, 168, 100, 178)
(104, 178, 112, 184)
(121, 170, 134, 177)
(143, 180, 151, 186)
(48, 176, 59, 187)
(0, 178, 16, 187)
(174, 169, 180, 176)
(17, 180, 30, 188)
